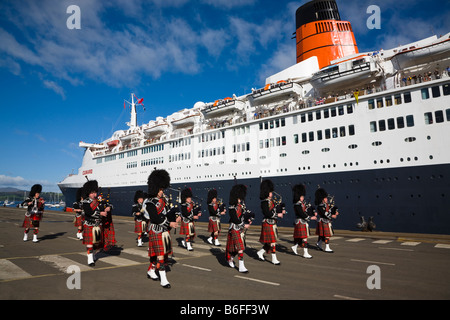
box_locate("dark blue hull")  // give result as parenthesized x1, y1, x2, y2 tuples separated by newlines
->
(60, 163, 450, 235)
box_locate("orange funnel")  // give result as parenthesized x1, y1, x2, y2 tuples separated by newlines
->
(296, 0, 359, 69)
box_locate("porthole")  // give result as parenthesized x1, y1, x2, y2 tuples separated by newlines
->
(348, 144, 358, 149)
(405, 137, 416, 142)
(321, 148, 330, 152)
(372, 141, 382, 146)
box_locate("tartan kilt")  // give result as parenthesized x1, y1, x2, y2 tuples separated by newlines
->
(134, 220, 145, 234)
(83, 224, 103, 246)
(316, 220, 334, 238)
(22, 216, 34, 229)
(294, 221, 309, 239)
(102, 222, 117, 248)
(74, 215, 84, 228)
(148, 230, 172, 257)
(226, 229, 245, 255)
(208, 218, 221, 233)
(180, 220, 195, 238)
(259, 221, 278, 244)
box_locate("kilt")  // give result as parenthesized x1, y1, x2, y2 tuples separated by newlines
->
(74, 215, 84, 228)
(180, 220, 195, 238)
(148, 230, 172, 257)
(294, 221, 309, 239)
(134, 220, 145, 234)
(226, 229, 245, 255)
(208, 218, 221, 233)
(83, 224, 103, 246)
(259, 221, 278, 244)
(22, 216, 34, 229)
(316, 220, 333, 238)
(102, 222, 117, 248)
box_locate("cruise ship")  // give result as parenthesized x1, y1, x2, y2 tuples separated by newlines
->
(58, 0, 450, 235)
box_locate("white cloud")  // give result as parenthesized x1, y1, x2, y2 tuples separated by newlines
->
(0, 174, 58, 192)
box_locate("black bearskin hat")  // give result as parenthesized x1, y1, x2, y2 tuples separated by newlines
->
(76, 187, 83, 202)
(229, 184, 247, 205)
(207, 189, 218, 204)
(181, 188, 193, 203)
(29, 184, 42, 198)
(134, 190, 146, 203)
(292, 184, 306, 203)
(259, 179, 274, 200)
(82, 180, 98, 198)
(315, 188, 328, 205)
(147, 169, 170, 197)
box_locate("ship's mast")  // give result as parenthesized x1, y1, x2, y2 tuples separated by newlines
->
(127, 93, 137, 129)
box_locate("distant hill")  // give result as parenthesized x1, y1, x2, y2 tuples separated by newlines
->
(0, 187, 26, 193)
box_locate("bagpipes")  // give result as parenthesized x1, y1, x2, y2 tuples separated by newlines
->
(304, 197, 315, 217)
(242, 202, 255, 225)
(98, 189, 113, 225)
(30, 197, 45, 222)
(164, 190, 181, 222)
(328, 194, 339, 216)
(217, 198, 226, 213)
(273, 191, 287, 216)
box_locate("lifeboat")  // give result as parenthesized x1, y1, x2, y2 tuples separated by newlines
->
(79, 141, 105, 149)
(107, 140, 119, 148)
(120, 129, 140, 142)
(251, 81, 302, 105)
(311, 55, 379, 93)
(201, 98, 245, 119)
(144, 118, 169, 136)
(391, 34, 450, 70)
(170, 110, 201, 129)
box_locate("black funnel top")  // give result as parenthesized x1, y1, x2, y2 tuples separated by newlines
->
(296, 0, 341, 29)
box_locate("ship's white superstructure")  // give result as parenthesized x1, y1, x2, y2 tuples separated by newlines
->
(59, 4, 450, 234)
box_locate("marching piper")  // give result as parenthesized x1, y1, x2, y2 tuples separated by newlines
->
(180, 188, 202, 251)
(315, 188, 339, 253)
(225, 184, 251, 273)
(73, 188, 84, 240)
(21, 184, 45, 243)
(132, 190, 146, 247)
(257, 180, 285, 265)
(144, 169, 180, 289)
(98, 192, 116, 251)
(207, 189, 226, 246)
(81, 180, 109, 266)
(291, 184, 316, 258)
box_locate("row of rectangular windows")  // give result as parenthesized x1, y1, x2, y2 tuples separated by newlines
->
(368, 92, 412, 109)
(259, 118, 286, 130)
(370, 115, 414, 132)
(294, 125, 355, 143)
(294, 104, 354, 124)
(259, 136, 287, 148)
(141, 157, 164, 167)
(421, 83, 450, 99)
(199, 146, 226, 158)
(424, 109, 450, 124)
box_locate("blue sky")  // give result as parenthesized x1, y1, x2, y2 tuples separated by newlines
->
(0, 0, 448, 193)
